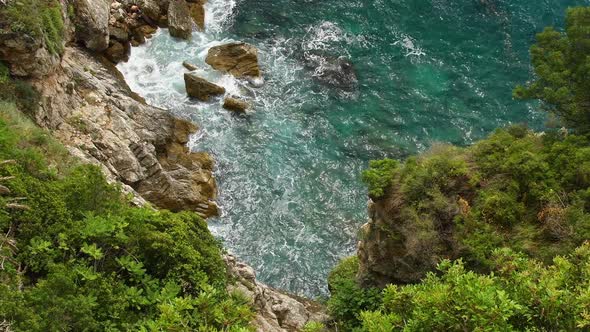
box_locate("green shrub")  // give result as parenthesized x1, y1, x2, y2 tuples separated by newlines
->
(358, 244, 590, 331)
(362, 158, 398, 199)
(0, 105, 254, 331)
(327, 257, 382, 330)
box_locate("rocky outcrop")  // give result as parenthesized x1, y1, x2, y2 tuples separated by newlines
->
(74, 0, 110, 51)
(357, 187, 460, 288)
(0, 31, 61, 78)
(184, 73, 225, 101)
(31, 48, 218, 217)
(225, 255, 329, 332)
(206, 42, 261, 77)
(168, 0, 193, 39)
(223, 97, 248, 112)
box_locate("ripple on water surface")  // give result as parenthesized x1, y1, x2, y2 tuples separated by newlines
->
(120, 0, 590, 296)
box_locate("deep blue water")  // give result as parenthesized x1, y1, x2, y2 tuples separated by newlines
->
(120, 0, 590, 297)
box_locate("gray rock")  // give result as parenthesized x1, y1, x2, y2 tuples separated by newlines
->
(74, 0, 110, 51)
(168, 0, 193, 39)
(224, 255, 329, 332)
(0, 31, 60, 77)
(30, 47, 219, 217)
(184, 73, 225, 101)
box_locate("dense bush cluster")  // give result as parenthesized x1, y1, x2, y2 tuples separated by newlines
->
(357, 244, 590, 331)
(343, 128, 590, 330)
(0, 102, 254, 331)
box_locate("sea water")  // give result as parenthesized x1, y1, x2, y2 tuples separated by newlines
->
(119, 0, 590, 297)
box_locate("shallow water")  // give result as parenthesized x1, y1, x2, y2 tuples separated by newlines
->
(119, 0, 590, 297)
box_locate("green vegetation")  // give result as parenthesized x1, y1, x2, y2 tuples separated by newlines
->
(514, 7, 590, 133)
(361, 159, 398, 199)
(0, 101, 254, 331)
(3, 0, 65, 55)
(0, 64, 41, 114)
(358, 244, 590, 331)
(330, 7, 590, 331)
(327, 257, 381, 331)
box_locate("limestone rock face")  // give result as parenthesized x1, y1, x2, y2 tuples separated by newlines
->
(74, 0, 110, 51)
(184, 73, 225, 101)
(206, 42, 261, 78)
(0, 31, 60, 77)
(31, 48, 218, 218)
(168, 0, 193, 39)
(223, 97, 248, 112)
(224, 255, 329, 332)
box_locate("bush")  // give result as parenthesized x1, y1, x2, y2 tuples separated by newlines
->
(0, 104, 254, 331)
(327, 257, 382, 330)
(362, 159, 398, 199)
(358, 244, 590, 331)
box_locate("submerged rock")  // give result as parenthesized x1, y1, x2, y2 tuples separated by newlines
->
(224, 255, 329, 332)
(184, 73, 226, 101)
(73, 0, 110, 51)
(168, 0, 193, 39)
(306, 54, 358, 91)
(206, 42, 261, 78)
(223, 97, 248, 112)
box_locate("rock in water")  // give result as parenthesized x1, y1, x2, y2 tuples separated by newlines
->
(182, 61, 198, 71)
(74, 0, 110, 51)
(205, 43, 261, 78)
(306, 54, 358, 91)
(188, 1, 205, 31)
(184, 73, 225, 101)
(168, 0, 193, 39)
(223, 97, 248, 112)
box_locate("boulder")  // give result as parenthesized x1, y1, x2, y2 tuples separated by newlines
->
(184, 73, 225, 101)
(74, 0, 110, 51)
(223, 97, 248, 112)
(182, 61, 198, 71)
(205, 42, 261, 78)
(138, 0, 163, 21)
(104, 40, 129, 63)
(168, 0, 193, 39)
(188, 2, 205, 30)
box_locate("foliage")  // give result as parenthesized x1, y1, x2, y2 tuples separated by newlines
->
(302, 321, 327, 332)
(357, 243, 590, 331)
(327, 257, 382, 331)
(361, 159, 398, 199)
(514, 7, 590, 133)
(0, 103, 254, 331)
(3, 0, 65, 55)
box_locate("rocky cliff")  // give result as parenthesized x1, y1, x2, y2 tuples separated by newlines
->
(0, 1, 328, 330)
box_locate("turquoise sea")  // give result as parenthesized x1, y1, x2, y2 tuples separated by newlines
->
(119, 0, 590, 297)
